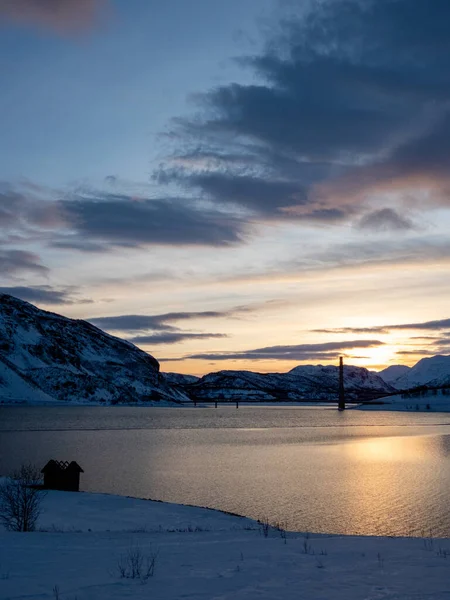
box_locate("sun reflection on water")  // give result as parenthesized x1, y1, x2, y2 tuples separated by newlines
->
(348, 435, 438, 463)
(337, 434, 450, 535)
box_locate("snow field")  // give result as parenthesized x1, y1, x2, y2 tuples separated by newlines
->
(0, 490, 449, 600)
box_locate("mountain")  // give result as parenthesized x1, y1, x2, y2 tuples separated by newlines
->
(0, 294, 414, 406)
(393, 355, 450, 389)
(174, 365, 394, 403)
(287, 364, 392, 396)
(0, 294, 188, 405)
(163, 373, 200, 386)
(378, 365, 411, 386)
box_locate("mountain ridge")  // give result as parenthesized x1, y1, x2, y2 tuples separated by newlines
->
(377, 364, 411, 385)
(162, 364, 394, 403)
(391, 355, 450, 389)
(1, 294, 449, 405)
(0, 294, 187, 404)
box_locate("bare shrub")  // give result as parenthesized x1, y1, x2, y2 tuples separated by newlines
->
(275, 521, 288, 544)
(51, 585, 77, 600)
(302, 533, 314, 555)
(116, 546, 158, 581)
(258, 517, 271, 538)
(423, 529, 435, 552)
(0, 464, 46, 532)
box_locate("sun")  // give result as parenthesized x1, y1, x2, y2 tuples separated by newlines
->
(351, 344, 400, 370)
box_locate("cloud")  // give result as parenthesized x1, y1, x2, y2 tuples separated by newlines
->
(49, 238, 109, 252)
(0, 286, 91, 305)
(0, 0, 107, 33)
(4, 0, 450, 282)
(0, 182, 246, 250)
(0, 189, 23, 227)
(358, 208, 416, 232)
(217, 234, 450, 288)
(307, 235, 450, 275)
(59, 191, 245, 248)
(391, 319, 450, 331)
(129, 332, 228, 346)
(155, 169, 309, 218)
(88, 308, 251, 333)
(89, 306, 275, 347)
(317, 318, 450, 335)
(0, 249, 47, 274)
(313, 327, 390, 335)
(395, 349, 437, 357)
(169, 340, 384, 362)
(0, 184, 62, 230)
(156, 0, 450, 224)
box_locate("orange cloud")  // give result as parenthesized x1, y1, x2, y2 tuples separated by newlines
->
(0, 0, 107, 33)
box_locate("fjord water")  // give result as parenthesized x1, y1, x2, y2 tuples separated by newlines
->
(1, 406, 450, 537)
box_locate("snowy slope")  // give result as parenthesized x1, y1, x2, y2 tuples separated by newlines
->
(394, 355, 450, 389)
(287, 364, 392, 397)
(0, 489, 449, 600)
(162, 372, 200, 386)
(377, 364, 411, 385)
(358, 387, 450, 412)
(0, 294, 188, 405)
(179, 365, 393, 402)
(0, 357, 56, 404)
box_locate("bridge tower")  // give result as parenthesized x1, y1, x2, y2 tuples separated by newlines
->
(338, 356, 345, 411)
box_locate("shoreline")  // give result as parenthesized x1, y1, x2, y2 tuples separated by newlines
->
(58, 489, 450, 540)
(2, 399, 450, 413)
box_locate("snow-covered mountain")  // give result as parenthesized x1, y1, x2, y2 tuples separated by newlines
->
(377, 365, 411, 386)
(0, 294, 188, 405)
(175, 365, 394, 402)
(163, 373, 200, 386)
(9, 294, 450, 406)
(393, 355, 450, 389)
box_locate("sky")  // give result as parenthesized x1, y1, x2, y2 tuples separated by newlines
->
(1, 0, 450, 376)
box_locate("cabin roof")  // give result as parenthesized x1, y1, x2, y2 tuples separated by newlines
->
(41, 460, 84, 474)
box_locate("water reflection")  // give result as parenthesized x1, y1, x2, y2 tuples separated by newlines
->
(338, 434, 450, 536)
(348, 434, 450, 463)
(0, 407, 449, 537)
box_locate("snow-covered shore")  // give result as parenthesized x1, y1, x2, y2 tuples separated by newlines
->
(0, 490, 449, 600)
(357, 388, 450, 412)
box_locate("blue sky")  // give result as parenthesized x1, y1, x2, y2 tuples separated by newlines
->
(1, 0, 450, 375)
(0, 0, 273, 184)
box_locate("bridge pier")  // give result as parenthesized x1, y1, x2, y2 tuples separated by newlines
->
(338, 356, 345, 411)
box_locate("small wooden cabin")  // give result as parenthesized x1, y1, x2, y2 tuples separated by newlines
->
(41, 460, 84, 492)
